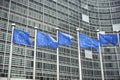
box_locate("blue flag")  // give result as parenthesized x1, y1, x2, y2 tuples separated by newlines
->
(36, 32, 58, 48)
(79, 33, 99, 50)
(99, 34, 118, 46)
(58, 32, 72, 46)
(36, 32, 48, 46)
(119, 33, 120, 40)
(46, 34, 58, 48)
(13, 28, 31, 46)
(89, 38, 99, 50)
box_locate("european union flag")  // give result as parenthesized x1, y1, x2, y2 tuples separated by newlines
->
(13, 28, 31, 46)
(89, 38, 99, 50)
(79, 33, 99, 50)
(99, 34, 118, 46)
(36, 31, 58, 48)
(46, 34, 58, 48)
(36, 32, 48, 46)
(58, 32, 72, 46)
(79, 33, 91, 48)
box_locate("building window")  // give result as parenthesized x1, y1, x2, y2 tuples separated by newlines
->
(0, 56, 3, 64)
(82, 14, 89, 23)
(0, 43, 4, 52)
(26, 60, 33, 67)
(112, 24, 120, 31)
(81, 3, 88, 9)
(5, 57, 9, 64)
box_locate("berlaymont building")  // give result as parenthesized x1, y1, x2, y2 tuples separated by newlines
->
(0, 0, 120, 80)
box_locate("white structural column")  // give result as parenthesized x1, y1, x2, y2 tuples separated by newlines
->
(8, 23, 15, 80)
(76, 28, 82, 80)
(97, 30, 104, 80)
(33, 27, 38, 80)
(56, 28, 59, 80)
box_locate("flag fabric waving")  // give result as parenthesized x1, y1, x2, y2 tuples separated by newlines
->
(79, 33, 91, 48)
(58, 32, 72, 46)
(46, 34, 58, 48)
(99, 34, 118, 46)
(79, 33, 99, 50)
(13, 28, 31, 46)
(89, 38, 99, 50)
(36, 31, 58, 48)
(36, 32, 48, 46)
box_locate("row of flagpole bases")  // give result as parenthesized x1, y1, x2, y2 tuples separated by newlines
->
(7, 23, 120, 80)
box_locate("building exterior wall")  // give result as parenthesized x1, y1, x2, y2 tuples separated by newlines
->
(0, 77, 32, 80)
(0, 0, 120, 80)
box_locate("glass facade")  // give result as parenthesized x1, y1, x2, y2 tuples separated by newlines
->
(0, 0, 120, 80)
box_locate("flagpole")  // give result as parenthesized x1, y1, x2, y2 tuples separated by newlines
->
(33, 27, 38, 80)
(117, 31, 120, 75)
(56, 27, 59, 80)
(8, 23, 15, 80)
(115, 30, 120, 75)
(76, 28, 83, 80)
(97, 29, 104, 80)
(116, 30, 120, 47)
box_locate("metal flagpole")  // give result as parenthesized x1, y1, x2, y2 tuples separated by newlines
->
(56, 27, 59, 80)
(97, 29, 104, 80)
(33, 27, 38, 80)
(8, 23, 15, 80)
(117, 31, 120, 75)
(76, 28, 83, 80)
(116, 30, 120, 47)
(115, 30, 120, 75)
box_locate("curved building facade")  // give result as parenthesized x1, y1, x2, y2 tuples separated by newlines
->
(0, 0, 120, 80)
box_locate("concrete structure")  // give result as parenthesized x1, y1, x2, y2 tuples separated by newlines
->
(0, 0, 120, 80)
